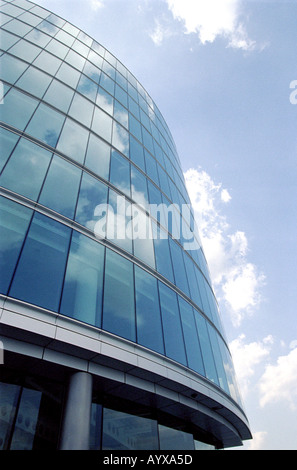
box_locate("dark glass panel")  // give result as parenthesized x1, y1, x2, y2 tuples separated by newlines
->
(102, 248, 135, 341)
(158, 425, 194, 451)
(9, 213, 71, 312)
(135, 266, 164, 354)
(0, 197, 33, 295)
(194, 313, 219, 386)
(60, 231, 105, 327)
(158, 282, 187, 365)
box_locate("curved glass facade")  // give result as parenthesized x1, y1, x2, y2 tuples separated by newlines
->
(0, 0, 250, 450)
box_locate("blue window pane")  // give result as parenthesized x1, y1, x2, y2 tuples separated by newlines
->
(207, 325, 229, 394)
(102, 248, 135, 341)
(25, 28, 51, 48)
(9, 39, 41, 62)
(130, 136, 145, 171)
(0, 88, 38, 130)
(77, 74, 98, 101)
(114, 101, 128, 128)
(0, 127, 19, 172)
(25, 103, 65, 147)
(115, 84, 127, 107)
(109, 151, 130, 197)
(0, 29, 19, 50)
(142, 127, 154, 155)
(57, 118, 89, 164)
(152, 223, 174, 284)
(33, 50, 62, 76)
(194, 313, 219, 385)
(0, 197, 33, 295)
(92, 107, 112, 142)
(100, 72, 114, 95)
(158, 166, 171, 199)
(45, 38, 69, 60)
(85, 133, 110, 180)
(131, 166, 149, 210)
(128, 96, 140, 119)
(43, 79, 74, 113)
(75, 172, 108, 232)
(132, 208, 155, 268)
(106, 190, 132, 254)
(0, 138, 52, 200)
(112, 122, 129, 158)
(9, 213, 71, 312)
(183, 254, 203, 310)
(68, 93, 94, 128)
(145, 151, 159, 185)
(129, 113, 142, 141)
(178, 297, 205, 375)
(169, 238, 190, 296)
(60, 231, 105, 327)
(96, 87, 113, 115)
(195, 269, 213, 322)
(55, 62, 80, 89)
(15, 66, 52, 98)
(83, 60, 101, 84)
(158, 282, 187, 366)
(0, 53, 28, 84)
(135, 266, 164, 354)
(38, 156, 81, 219)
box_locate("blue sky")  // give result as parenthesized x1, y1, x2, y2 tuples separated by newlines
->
(34, 0, 297, 450)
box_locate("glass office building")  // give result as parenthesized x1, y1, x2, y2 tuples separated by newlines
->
(0, 0, 251, 450)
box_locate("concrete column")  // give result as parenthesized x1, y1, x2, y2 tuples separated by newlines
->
(59, 371, 93, 450)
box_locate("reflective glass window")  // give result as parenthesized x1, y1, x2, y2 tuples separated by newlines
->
(106, 190, 132, 254)
(194, 269, 213, 322)
(114, 100, 128, 128)
(0, 29, 19, 50)
(25, 103, 65, 147)
(169, 238, 190, 296)
(152, 224, 174, 284)
(60, 231, 105, 327)
(135, 266, 164, 354)
(115, 84, 127, 107)
(25, 28, 51, 48)
(77, 74, 98, 101)
(96, 87, 113, 115)
(178, 297, 205, 375)
(129, 113, 142, 141)
(85, 133, 110, 180)
(0, 197, 33, 295)
(131, 166, 149, 210)
(142, 127, 154, 155)
(132, 208, 155, 267)
(145, 150, 159, 185)
(83, 60, 101, 84)
(0, 138, 52, 200)
(46, 13, 65, 28)
(43, 79, 74, 113)
(194, 313, 219, 385)
(0, 126, 19, 172)
(112, 122, 129, 158)
(68, 93, 94, 128)
(45, 38, 69, 60)
(55, 62, 80, 89)
(207, 325, 229, 394)
(102, 408, 159, 450)
(0, 87, 38, 130)
(75, 172, 108, 232)
(183, 254, 203, 310)
(78, 30, 92, 47)
(130, 136, 145, 171)
(91, 107, 112, 142)
(115, 71, 127, 91)
(109, 150, 130, 197)
(0, 53, 28, 84)
(72, 38, 89, 57)
(36, 19, 59, 36)
(63, 22, 79, 37)
(55, 29, 75, 48)
(158, 425, 194, 451)
(158, 282, 187, 366)
(57, 118, 89, 163)
(9, 213, 71, 312)
(158, 165, 171, 199)
(100, 72, 114, 95)
(128, 95, 140, 119)
(9, 39, 41, 62)
(65, 48, 85, 70)
(15, 66, 52, 98)
(38, 156, 81, 219)
(102, 60, 115, 80)
(18, 12, 42, 28)
(102, 248, 135, 341)
(9, 387, 41, 450)
(33, 50, 62, 75)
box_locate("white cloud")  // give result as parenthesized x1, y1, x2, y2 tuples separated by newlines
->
(150, 18, 173, 46)
(229, 334, 273, 398)
(245, 431, 268, 450)
(259, 345, 297, 410)
(164, 0, 257, 50)
(88, 0, 104, 11)
(184, 167, 265, 326)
